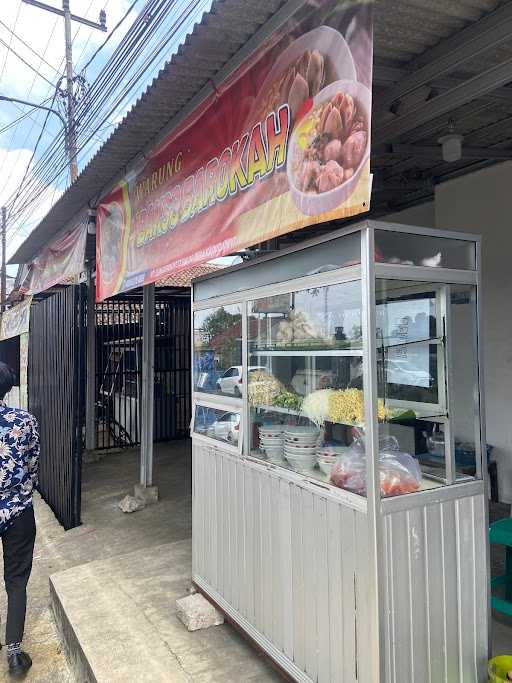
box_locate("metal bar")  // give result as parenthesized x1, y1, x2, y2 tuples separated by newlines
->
(85, 270, 96, 450)
(361, 226, 384, 682)
(21, 0, 65, 17)
(376, 56, 512, 144)
(140, 284, 155, 487)
(375, 66, 512, 104)
(390, 144, 512, 161)
(374, 264, 478, 285)
(378, 1, 512, 110)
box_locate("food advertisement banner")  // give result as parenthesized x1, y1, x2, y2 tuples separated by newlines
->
(22, 221, 87, 295)
(0, 297, 32, 341)
(97, 0, 373, 301)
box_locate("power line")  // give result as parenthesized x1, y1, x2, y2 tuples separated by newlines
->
(80, 0, 140, 74)
(0, 37, 55, 86)
(0, 18, 61, 77)
(7, 0, 209, 232)
(0, 1, 22, 84)
(0, 96, 53, 135)
(0, 9, 61, 177)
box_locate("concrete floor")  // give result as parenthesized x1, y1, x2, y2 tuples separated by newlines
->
(0, 440, 510, 681)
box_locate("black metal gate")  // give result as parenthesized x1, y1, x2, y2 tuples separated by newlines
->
(95, 292, 190, 449)
(29, 286, 86, 530)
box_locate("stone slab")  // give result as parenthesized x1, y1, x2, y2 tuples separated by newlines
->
(176, 593, 224, 631)
(50, 539, 283, 683)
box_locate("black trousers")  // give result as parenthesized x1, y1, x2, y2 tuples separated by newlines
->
(1, 506, 36, 645)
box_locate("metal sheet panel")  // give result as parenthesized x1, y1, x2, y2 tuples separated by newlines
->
(382, 491, 488, 683)
(192, 441, 369, 683)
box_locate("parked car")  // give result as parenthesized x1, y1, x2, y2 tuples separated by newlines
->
(385, 359, 431, 387)
(216, 365, 266, 396)
(207, 412, 240, 444)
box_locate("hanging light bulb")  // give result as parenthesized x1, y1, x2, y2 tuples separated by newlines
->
(438, 120, 464, 162)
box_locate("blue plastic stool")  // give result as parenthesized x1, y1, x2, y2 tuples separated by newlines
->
(490, 517, 512, 617)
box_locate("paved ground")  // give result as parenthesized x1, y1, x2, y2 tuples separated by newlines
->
(0, 496, 74, 682)
(0, 440, 194, 683)
(0, 440, 510, 681)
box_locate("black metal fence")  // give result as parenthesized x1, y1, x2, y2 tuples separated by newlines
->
(29, 286, 86, 530)
(95, 292, 190, 449)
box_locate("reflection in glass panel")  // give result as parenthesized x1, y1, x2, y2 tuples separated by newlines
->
(375, 279, 482, 496)
(375, 230, 476, 269)
(376, 280, 447, 494)
(247, 281, 368, 492)
(193, 405, 240, 446)
(193, 304, 242, 396)
(449, 285, 482, 480)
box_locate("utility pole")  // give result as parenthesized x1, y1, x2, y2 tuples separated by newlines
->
(63, 0, 78, 182)
(1, 207, 6, 312)
(22, 0, 107, 182)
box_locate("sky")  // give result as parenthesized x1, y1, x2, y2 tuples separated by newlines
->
(0, 0, 216, 272)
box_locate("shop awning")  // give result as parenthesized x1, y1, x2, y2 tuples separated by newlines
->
(20, 220, 87, 295)
(10, 0, 512, 265)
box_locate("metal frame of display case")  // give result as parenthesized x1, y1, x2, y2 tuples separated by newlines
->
(191, 220, 489, 683)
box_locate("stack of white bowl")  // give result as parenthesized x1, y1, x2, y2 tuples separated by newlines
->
(259, 425, 285, 463)
(284, 426, 320, 472)
(316, 445, 352, 477)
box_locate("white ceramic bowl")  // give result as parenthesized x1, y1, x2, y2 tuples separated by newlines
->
(244, 25, 356, 129)
(259, 425, 285, 435)
(287, 79, 371, 216)
(263, 443, 284, 452)
(317, 458, 335, 477)
(285, 452, 317, 473)
(317, 446, 352, 458)
(285, 426, 319, 436)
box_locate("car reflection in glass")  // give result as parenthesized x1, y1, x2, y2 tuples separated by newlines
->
(207, 412, 240, 444)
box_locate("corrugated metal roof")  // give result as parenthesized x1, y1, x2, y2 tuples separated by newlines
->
(11, 0, 512, 262)
(10, 0, 285, 264)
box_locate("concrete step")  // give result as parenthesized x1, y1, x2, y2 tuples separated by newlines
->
(50, 539, 282, 683)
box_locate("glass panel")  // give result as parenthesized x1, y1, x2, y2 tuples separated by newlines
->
(376, 279, 447, 495)
(375, 230, 476, 270)
(449, 285, 482, 480)
(193, 304, 242, 396)
(193, 405, 241, 446)
(193, 232, 361, 301)
(248, 281, 368, 492)
(375, 279, 481, 497)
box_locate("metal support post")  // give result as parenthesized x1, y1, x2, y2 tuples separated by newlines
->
(85, 269, 96, 451)
(140, 283, 155, 487)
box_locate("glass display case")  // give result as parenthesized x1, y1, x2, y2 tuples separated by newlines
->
(191, 221, 488, 683)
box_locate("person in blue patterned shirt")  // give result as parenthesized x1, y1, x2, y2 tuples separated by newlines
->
(0, 362, 39, 678)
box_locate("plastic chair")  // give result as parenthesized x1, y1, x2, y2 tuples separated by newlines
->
(490, 517, 512, 617)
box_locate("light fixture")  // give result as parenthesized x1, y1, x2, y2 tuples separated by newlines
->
(438, 120, 464, 163)
(87, 208, 97, 235)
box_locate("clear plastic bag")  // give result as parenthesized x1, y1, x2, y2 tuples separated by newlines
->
(379, 452, 421, 497)
(330, 440, 421, 497)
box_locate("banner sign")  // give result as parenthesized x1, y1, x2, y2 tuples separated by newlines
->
(22, 221, 87, 295)
(97, 0, 373, 301)
(0, 297, 32, 341)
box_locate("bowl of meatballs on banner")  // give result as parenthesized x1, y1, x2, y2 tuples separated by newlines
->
(287, 79, 371, 216)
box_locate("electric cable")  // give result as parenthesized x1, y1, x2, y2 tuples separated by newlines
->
(0, 18, 61, 77)
(7, 0, 208, 233)
(0, 37, 55, 87)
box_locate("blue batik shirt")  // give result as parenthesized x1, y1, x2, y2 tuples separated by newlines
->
(0, 402, 39, 535)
